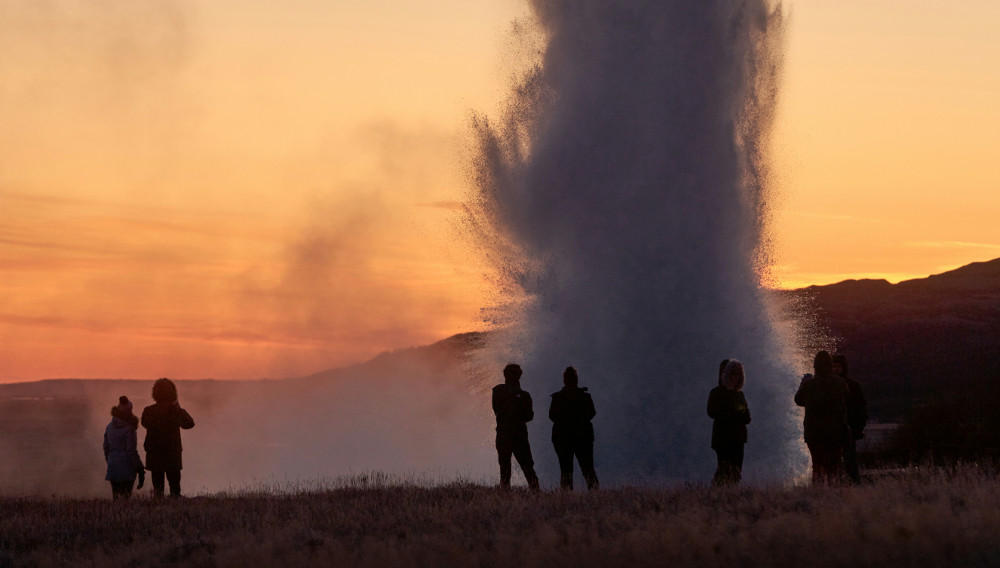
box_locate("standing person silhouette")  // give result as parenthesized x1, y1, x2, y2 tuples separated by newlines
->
(795, 351, 849, 484)
(549, 366, 599, 490)
(707, 359, 751, 486)
(103, 395, 145, 499)
(141, 378, 195, 498)
(492, 364, 539, 490)
(834, 354, 868, 485)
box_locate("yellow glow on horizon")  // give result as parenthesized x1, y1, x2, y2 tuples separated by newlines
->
(769, 0, 1000, 289)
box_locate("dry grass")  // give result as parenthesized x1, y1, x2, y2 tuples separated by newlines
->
(2, 467, 1000, 567)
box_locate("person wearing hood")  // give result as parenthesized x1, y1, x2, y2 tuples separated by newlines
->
(103, 396, 145, 499)
(141, 378, 195, 498)
(707, 359, 751, 486)
(795, 350, 850, 484)
(549, 366, 599, 491)
(492, 363, 540, 490)
(834, 353, 868, 485)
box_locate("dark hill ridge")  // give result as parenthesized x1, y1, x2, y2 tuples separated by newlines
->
(784, 257, 1000, 421)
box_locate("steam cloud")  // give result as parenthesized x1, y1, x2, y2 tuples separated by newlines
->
(470, 0, 806, 483)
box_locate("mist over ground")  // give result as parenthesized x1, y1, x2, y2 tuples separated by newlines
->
(0, 334, 501, 496)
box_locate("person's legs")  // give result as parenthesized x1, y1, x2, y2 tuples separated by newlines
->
(166, 470, 182, 497)
(110, 481, 129, 499)
(553, 440, 575, 489)
(824, 445, 845, 483)
(151, 470, 166, 498)
(496, 435, 514, 489)
(808, 443, 843, 484)
(574, 438, 598, 490)
(731, 443, 745, 485)
(806, 443, 822, 483)
(713, 444, 741, 486)
(511, 436, 539, 491)
(713, 449, 726, 486)
(844, 438, 861, 484)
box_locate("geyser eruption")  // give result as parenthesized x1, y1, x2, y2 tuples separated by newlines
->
(471, 0, 804, 482)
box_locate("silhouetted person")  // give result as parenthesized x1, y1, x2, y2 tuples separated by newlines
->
(141, 378, 195, 498)
(795, 351, 849, 484)
(707, 359, 751, 486)
(834, 354, 868, 485)
(492, 363, 539, 490)
(549, 366, 598, 490)
(103, 396, 145, 499)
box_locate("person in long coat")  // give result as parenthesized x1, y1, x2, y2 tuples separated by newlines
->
(795, 351, 849, 484)
(492, 363, 539, 490)
(141, 378, 195, 498)
(549, 366, 599, 490)
(707, 359, 751, 486)
(103, 396, 145, 499)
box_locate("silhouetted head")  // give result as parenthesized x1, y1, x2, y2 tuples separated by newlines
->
(832, 354, 849, 378)
(502, 364, 522, 386)
(111, 395, 133, 417)
(152, 377, 178, 404)
(814, 351, 834, 375)
(563, 366, 578, 387)
(721, 360, 745, 391)
(718, 359, 730, 386)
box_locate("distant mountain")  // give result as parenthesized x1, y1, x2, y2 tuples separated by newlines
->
(782, 257, 1000, 421)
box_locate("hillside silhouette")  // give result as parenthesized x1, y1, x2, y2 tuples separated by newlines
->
(783, 257, 1000, 421)
(782, 257, 1000, 462)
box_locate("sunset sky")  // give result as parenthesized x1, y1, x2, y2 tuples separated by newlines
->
(1, 0, 997, 381)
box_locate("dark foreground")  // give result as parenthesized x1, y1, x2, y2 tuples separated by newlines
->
(2, 468, 999, 568)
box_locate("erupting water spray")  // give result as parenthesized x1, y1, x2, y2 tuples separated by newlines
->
(470, 0, 806, 483)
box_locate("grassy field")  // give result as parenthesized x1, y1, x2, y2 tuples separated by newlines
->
(2, 467, 1000, 567)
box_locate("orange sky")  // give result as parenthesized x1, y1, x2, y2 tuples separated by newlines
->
(1, 0, 998, 381)
(771, 1, 1000, 286)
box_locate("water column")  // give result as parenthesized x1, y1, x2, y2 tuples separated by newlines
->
(471, 0, 805, 483)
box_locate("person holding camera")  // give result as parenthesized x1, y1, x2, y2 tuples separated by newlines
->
(795, 351, 850, 484)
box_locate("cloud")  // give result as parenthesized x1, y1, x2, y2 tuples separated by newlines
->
(0, 71, 485, 380)
(790, 211, 888, 224)
(0, 0, 192, 92)
(0, 310, 344, 350)
(905, 240, 1000, 251)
